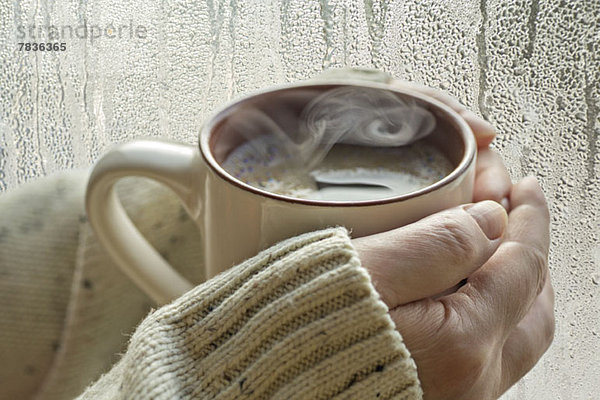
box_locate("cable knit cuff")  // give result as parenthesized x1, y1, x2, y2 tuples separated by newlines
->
(79, 228, 422, 399)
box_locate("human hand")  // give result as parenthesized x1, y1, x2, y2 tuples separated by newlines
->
(353, 178, 553, 399)
(354, 84, 554, 398)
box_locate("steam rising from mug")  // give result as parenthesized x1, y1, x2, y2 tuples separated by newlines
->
(298, 87, 436, 168)
(228, 87, 436, 170)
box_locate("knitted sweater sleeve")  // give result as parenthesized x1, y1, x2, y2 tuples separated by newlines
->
(77, 228, 422, 400)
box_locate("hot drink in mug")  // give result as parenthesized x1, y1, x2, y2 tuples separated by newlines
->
(223, 138, 453, 201)
(86, 78, 476, 305)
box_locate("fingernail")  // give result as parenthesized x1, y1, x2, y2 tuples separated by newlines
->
(463, 200, 508, 240)
(461, 109, 496, 137)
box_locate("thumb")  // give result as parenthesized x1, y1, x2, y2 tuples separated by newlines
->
(353, 200, 508, 308)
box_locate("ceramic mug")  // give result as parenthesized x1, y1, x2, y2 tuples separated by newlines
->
(85, 79, 476, 305)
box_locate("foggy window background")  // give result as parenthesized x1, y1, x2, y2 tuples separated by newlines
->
(0, 0, 598, 399)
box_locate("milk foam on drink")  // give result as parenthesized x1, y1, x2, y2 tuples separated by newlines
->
(222, 134, 454, 201)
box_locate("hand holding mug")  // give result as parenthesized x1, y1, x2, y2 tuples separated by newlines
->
(86, 77, 478, 305)
(355, 179, 553, 399)
(353, 87, 554, 399)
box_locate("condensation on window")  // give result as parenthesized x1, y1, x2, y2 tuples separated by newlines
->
(0, 0, 598, 399)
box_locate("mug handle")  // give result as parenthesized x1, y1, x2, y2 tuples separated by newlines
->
(85, 140, 205, 305)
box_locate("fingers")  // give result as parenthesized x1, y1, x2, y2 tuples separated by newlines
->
(500, 275, 555, 392)
(388, 80, 496, 147)
(459, 109, 496, 148)
(460, 177, 550, 331)
(474, 149, 512, 208)
(354, 200, 508, 308)
(505, 177, 550, 255)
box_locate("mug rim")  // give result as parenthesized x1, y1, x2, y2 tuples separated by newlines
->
(198, 80, 476, 207)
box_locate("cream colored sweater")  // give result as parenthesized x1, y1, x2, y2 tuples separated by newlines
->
(0, 171, 422, 399)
